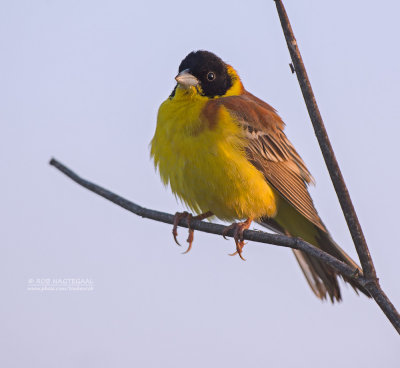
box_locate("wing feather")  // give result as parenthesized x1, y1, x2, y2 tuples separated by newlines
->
(206, 90, 324, 230)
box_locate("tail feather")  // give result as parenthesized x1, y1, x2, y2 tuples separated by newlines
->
(259, 217, 370, 302)
(314, 227, 370, 299)
(292, 249, 340, 301)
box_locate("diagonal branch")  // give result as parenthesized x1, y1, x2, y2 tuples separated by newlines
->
(49, 157, 400, 333)
(273, 0, 400, 333)
(274, 0, 375, 279)
(50, 158, 362, 283)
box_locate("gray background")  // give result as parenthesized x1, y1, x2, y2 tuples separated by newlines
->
(1, 0, 399, 366)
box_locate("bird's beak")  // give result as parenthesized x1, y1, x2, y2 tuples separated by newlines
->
(175, 69, 199, 88)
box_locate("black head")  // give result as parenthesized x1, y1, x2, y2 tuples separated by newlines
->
(177, 50, 233, 98)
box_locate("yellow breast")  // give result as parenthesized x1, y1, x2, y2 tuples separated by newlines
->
(150, 88, 277, 221)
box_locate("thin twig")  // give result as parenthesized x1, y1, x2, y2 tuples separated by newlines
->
(50, 157, 400, 333)
(273, 0, 400, 333)
(49, 158, 364, 285)
(274, 0, 375, 278)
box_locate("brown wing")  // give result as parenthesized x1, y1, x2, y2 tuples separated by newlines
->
(206, 90, 325, 230)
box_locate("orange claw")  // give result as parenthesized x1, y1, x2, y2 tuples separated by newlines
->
(171, 211, 213, 254)
(173, 211, 192, 246)
(222, 223, 236, 240)
(181, 213, 193, 254)
(223, 218, 253, 261)
(182, 227, 194, 254)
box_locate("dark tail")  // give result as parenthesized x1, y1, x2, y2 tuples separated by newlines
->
(294, 227, 370, 302)
(259, 218, 370, 302)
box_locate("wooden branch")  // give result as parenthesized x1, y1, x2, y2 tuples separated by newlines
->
(274, 0, 375, 278)
(273, 0, 400, 333)
(49, 158, 365, 285)
(50, 153, 399, 332)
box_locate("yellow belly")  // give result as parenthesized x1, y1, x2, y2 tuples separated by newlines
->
(150, 92, 277, 221)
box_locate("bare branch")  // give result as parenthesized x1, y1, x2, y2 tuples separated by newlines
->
(50, 156, 400, 333)
(273, 0, 400, 333)
(274, 0, 375, 278)
(50, 158, 363, 284)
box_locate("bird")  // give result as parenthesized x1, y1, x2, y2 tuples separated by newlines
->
(150, 50, 369, 302)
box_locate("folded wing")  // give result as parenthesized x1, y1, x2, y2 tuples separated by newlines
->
(206, 90, 325, 231)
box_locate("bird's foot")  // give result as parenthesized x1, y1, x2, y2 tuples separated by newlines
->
(222, 218, 253, 261)
(172, 211, 213, 254)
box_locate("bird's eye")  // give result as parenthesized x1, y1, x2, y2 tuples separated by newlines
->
(207, 72, 215, 81)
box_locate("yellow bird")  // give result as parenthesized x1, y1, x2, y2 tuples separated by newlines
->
(150, 50, 369, 302)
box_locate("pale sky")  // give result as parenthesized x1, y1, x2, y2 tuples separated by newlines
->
(1, 1, 399, 367)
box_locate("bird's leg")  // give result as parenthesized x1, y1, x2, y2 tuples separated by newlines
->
(222, 218, 253, 261)
(172, 211, 213, 253)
